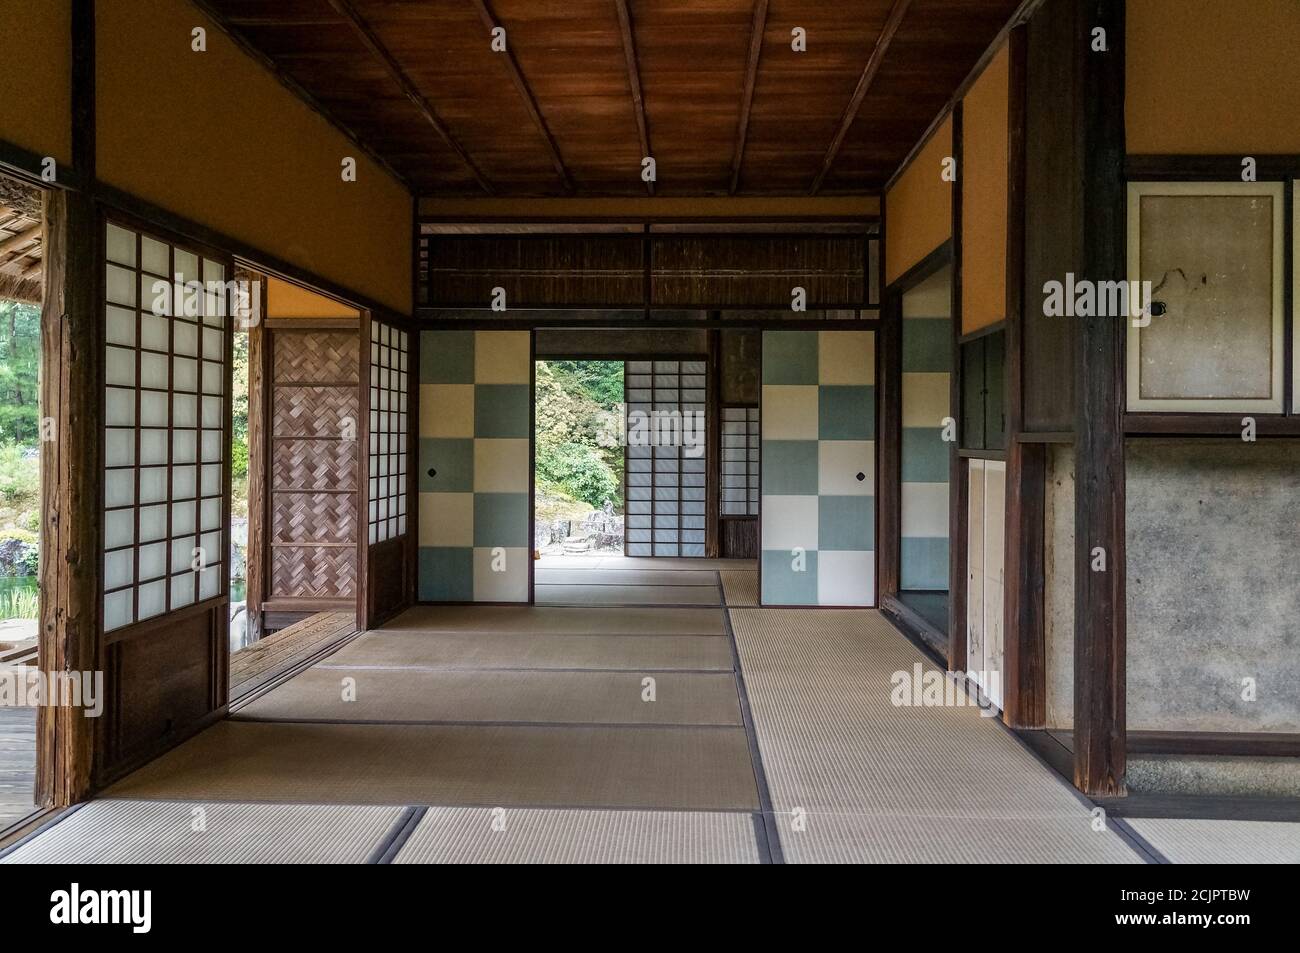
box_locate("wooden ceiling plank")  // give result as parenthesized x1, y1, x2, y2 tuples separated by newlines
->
(326, 0, 496, 195)
(612, 0, 654, 196)
(809, 0, 914, 195)
(469, 0, 574, 193)
(729, 0, 770, 195)
(190, 0, 414, 192)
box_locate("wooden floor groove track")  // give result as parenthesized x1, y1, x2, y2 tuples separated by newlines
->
(229, 611, 357, 700)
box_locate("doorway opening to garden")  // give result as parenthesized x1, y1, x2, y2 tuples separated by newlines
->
(534, 360, 625, 559)
(0, 172, 43, 830)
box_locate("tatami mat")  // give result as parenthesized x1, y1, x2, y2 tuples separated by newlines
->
(395, 807, 762, 864)
(720, 570, 758, 606)
(236, 669, 743, 726)
(104, 721, 760, 811)
(1127, 818, 1300, 864)
(321, 629, 733, 672)
(379, 604, 725, 635)
(728, 607, 1142, 863)
(0, 799, 402, 864)
(536, 584, 719, 606)
(535, 568, 717, 587)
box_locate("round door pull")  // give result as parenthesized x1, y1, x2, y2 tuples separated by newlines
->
(427, 468, 437, 478)
(855, 471, 866, 482)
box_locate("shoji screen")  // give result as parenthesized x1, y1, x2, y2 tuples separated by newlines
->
(418, 330, 531, 601)
(368, 322, 409, 545)
(624, 359, 708, 557)
(102, 222, 229, 632)
(100, 219, 231, 768)
(760, 330, 875, 606)
(720, 407, 759, 515)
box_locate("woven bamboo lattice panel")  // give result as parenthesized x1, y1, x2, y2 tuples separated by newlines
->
(272, 439, 358, 492)
(273, 331, 359, 384)
(271, 546, 357, 598)
(267, 328, 360, 604)
(273, 492, 356, 545)
(273, 386, 359, 438)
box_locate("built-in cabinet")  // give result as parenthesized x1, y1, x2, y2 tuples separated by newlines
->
(966, 459, 1005, 708)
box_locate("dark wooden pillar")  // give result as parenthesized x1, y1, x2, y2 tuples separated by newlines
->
(1001, 25, 1047, 728)
(35, 188, 102, 807)
(876, 293, 902, 606)
(34, 0, 101, 807)
(947, 102, 966, 673)
(243, 281, 267, 641)
(1072, 0, 1126, 796)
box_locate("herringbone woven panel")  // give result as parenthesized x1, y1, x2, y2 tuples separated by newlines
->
(272, 546, 356, 597)
(273, 492, 355, 544)
(273, 331, 358, 383)
(273, 386, 359, 438)
(273, 439, 357, 491)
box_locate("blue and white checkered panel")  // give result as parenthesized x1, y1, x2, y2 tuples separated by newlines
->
(417, 330, 531, 602)
(900, 269, 952, 591)
(761, 331, 875, 606)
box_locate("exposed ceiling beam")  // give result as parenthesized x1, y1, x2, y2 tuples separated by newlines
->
(189, 0, 413, 193)
(0, 225, 41, 257)
(810, 0, 913, 195)
(326, 0, 496, 195)
(469, 0, 574, 193)
(730, 0, 770, 194)
(612, 0, 654, 196)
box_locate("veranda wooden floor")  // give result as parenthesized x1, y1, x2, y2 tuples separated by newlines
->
(230, 611, 356, 700)
(0, 706, 36, 831)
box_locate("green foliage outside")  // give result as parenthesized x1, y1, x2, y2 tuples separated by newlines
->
(230, 329, 249, 518)
(0, 299, 42, 619)
(534, 361, 623, 521)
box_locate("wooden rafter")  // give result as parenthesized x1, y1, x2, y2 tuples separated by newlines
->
(612, 0, 654, 196)
(325, 0, 496, 195)
(810, 0, 914, 194)
(190, 0, 414, 192)
(470, 0, 574, 193)
(730, 0, 770, 194)
(0, 224, 41, 258)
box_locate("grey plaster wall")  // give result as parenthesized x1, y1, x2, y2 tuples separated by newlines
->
(1127, 439, 1300, 732)
(1044, 444, 1076, 729)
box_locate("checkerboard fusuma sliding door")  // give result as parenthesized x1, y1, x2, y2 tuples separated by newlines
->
(761, 330, 876, 606)
(418, 331, 531, 602)
(624, 359, 708, 557)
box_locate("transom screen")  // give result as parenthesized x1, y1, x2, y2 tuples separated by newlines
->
(368, 320, 409, 544)
(721, 406, 759, 516)
(102, 222, 227, 633)
(624, 359, 707, 557)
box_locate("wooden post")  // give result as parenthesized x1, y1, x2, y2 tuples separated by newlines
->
(948, 102, 966, 673)
(1001, 25, 1047, 728)
(35, 188, 102, 807)
(1072, 0, 1126, 796)
(244, 288, 267, 641)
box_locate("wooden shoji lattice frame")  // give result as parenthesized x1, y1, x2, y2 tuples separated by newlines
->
(624, 359, 708, 557)
(367, 320, 409, 544)
(720, 405, 759, 516)
(102, 220, 229, 632)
